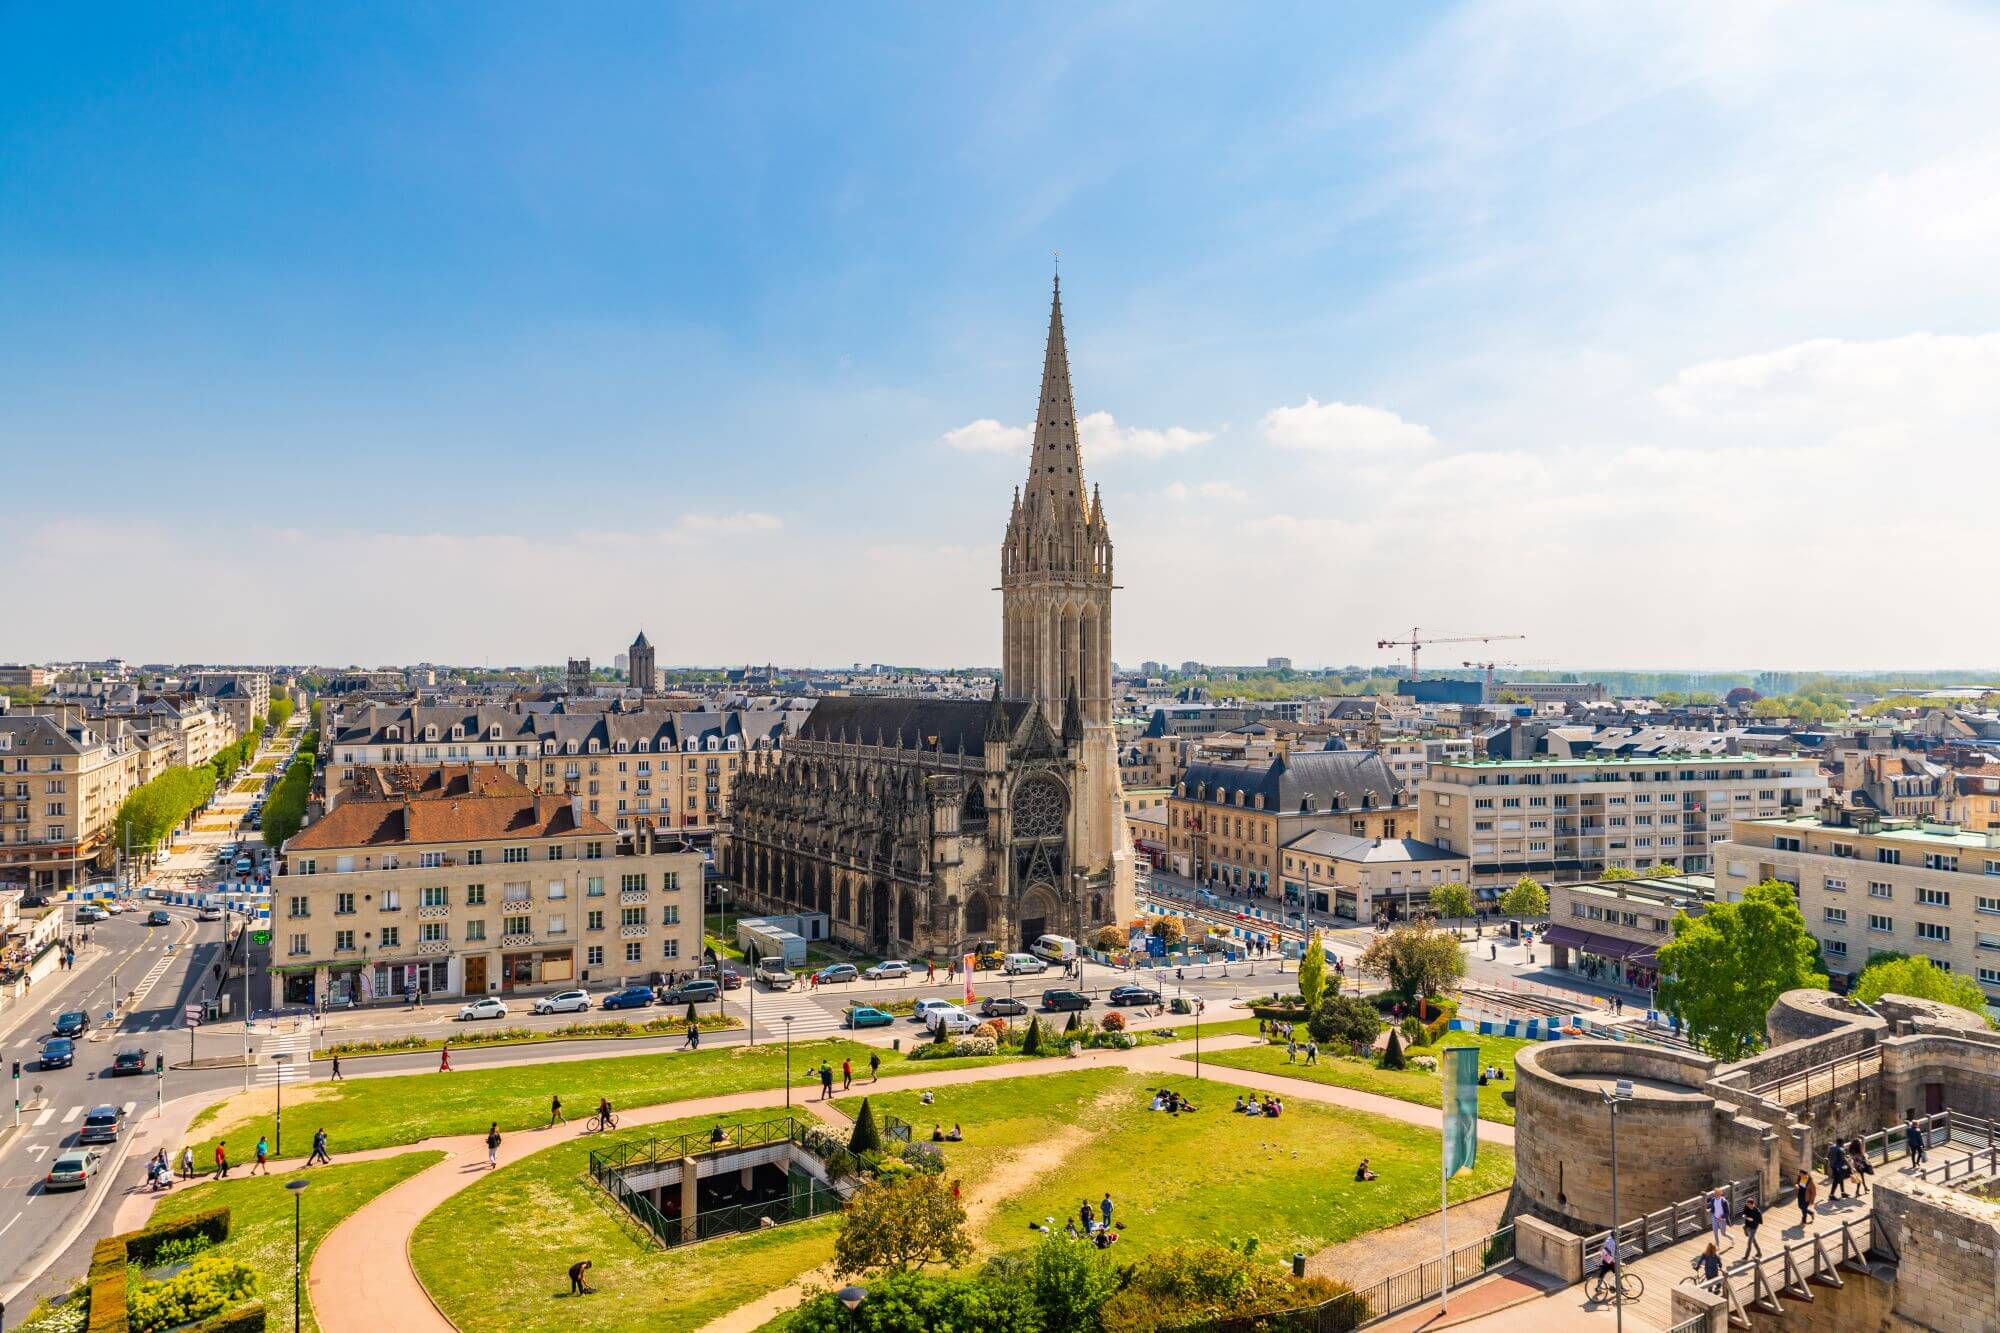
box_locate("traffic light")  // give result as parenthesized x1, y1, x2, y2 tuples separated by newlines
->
(156, 1054, 165, 1075)
(10, 1060, 19, 1080)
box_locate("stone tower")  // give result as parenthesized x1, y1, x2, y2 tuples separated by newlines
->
(565, 658, 591, 696)
(627, 631, 655, 692)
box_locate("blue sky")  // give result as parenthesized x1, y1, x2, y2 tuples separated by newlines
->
(7, 3, 1998, 670)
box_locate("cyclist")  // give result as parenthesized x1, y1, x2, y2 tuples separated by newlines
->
(1593, 1235, 1620, 1299)
(597, 1096, 613, 1129)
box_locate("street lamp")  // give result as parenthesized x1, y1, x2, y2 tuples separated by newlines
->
(782, 1015, 795, 1110)
(286, 1177, 310, 1333)
(837, 1284, 868, 1326)
(1601, 1079, 1634, 1333)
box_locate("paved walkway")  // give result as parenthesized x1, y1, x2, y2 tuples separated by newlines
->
(286, 1031, 1513, 1333)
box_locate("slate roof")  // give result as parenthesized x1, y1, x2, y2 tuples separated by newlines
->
(799, 695, 1031, 753)
(1281, 831, 1462, 863)
(1180, 750, 1402, 813)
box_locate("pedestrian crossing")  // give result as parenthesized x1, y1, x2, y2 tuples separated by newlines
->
(31, 1099, 139, 1129)
(748, 988, 851, 1039)
(256, 1029, 314, 1087)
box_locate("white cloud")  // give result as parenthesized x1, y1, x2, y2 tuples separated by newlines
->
(940, 419, 1032, 454)
(1078, 411, 1214, 460)
(677, 511, 784, 534)
(1163, 480, 1248, 503)
(1261, 397, 1437, 455)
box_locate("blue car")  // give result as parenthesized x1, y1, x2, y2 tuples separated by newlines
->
(599, 986, 655, 1011)
(41, 1037, 75, 1069)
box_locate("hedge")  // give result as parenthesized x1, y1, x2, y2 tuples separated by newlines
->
(184, 1307, 265, 1333)
(87, 1208, 253, 1333)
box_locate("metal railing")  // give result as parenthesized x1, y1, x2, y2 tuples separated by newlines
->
(1583, 1177, 1761, 1275)
(1174, 1225, 1515, 1332)
(1740, 1046, 1881, 1105)
(1665, 1314, 1709, 1333)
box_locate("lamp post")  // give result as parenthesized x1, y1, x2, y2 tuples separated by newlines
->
(286, 1178, 309, 1333)
(837, 1284, 868, 1327)
(1602, 1079, 1634, 1333)
(782, 1015, 795, 1110)
(273, 1052, 290, 1156)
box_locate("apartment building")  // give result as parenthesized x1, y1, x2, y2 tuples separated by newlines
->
(1544, 872, 1715, 994)
(326, 703, 799, 843)
(1378, 734, 1476, 794)
(1419, 752, 1827, 888)
(1166, 750, 1409, 897)
(0, 665, 50, 689)
(1278, 831, 1469, 923)
(194, 671, 272, 735)
(276, 770, 703, 1007)
(1716, 800, 2000, 1002)
(0, 714, 141, 891)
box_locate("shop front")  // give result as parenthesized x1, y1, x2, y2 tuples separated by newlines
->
(1540, 924, 1661, 995)
(499, 947, 574, 990)
(371, 958, 454, 1001)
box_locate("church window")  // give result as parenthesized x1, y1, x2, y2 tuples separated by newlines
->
(1012, 777, 1067, 840)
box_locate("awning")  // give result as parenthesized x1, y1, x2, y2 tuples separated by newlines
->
(1541, 923, 1652, 961)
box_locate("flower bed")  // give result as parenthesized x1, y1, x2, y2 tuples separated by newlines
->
(325, 1013, 743, 1057)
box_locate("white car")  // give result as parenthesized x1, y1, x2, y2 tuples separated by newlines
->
(532, 990, 590, 1015)
(1002, 953, 1048, 975)
(196, 908, 223, 922)
(927, 1007, 980, 1035)
(457, 998, 509, 1022)
(912, 998, 957, 1025)
(863, 960, 912, 981)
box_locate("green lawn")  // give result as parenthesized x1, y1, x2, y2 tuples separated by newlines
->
(840, 1066, 1515, 1263)
(147, 1150, 444, 1333)
(1193, 1032, 1532, 1125)
(412, 1110, 836, 1333)
(183, 1037, 1019, 1161)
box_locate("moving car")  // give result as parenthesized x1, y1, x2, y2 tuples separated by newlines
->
(695, 962, 745, 990)
(599, 986, 655, 1011)
(41, 1037, 75, 1069)
(45, 1149, 100, 1192)
(78, 1105, 123, 1145)
(54, 1011, 88, 1038)
(111, 1046, 149, 1075)
(456, 997, 509, 1021)
(75, 905, 108, 923)
(912, 998, 958, 1024)
(532, 989, 591, 1015)
(1031, 934, 1079, 964)
(1040, 988, 1091, 1012)
(845, 1005, 895, 1029)
(196, 907, 223, 922)
(146, 910, 172, 926)
(814, 963, 859, 985)
(1002, 953, 1048, 975)
(1108, 985, 1161, 1007)
(754, 958, 796, 989)
(979, 996, 1029, 1018)
(233, 857, 254, 875)
(98, 899, 124, 915)
(863, 960, 912, 981)
(660, 980, 719, 1006)
(924, 1005, 978, 1035)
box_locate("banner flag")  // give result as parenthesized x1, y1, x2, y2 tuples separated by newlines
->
(1441, 1045, 1479, 1177)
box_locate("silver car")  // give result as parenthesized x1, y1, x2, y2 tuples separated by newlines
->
(532, 989, 591, 1015)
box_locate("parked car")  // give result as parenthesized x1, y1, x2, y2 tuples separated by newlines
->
(78, 1105, 123, 1145)
(75, 906, 108, 924)
(863, 960, 912, 981)
(532, 990, 591, 1015)
(755, 958, 796, 989)
(695, 962, 745, 990)
(599, 986, 654, 1011)
(1040, 989, 1091, 1012)
(1031, 934, 1079, 964)
(45, 1149, 100, 1192)
(54, 1011, 88, 1038)
(146, 910, 172, 926)
(845, 1005, 895, 1029)
(456, 997, 509, 1022)
(233, 857, 254, 875)
(1108, 985, 1161, 1007)
(912, 997, 957, 1025)
(40, 1037, 75, 1069)
(660, 980, 720, 1006)
(814, 963, 859, 985)
(979, 996, 1029, 1018)
(925, 1005, 978, 1035)
(1002, 953, 1048, 975)
(111, 1047, 149, 1076)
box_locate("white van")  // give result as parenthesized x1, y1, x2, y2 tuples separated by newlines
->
(1031, 934, 1078, 964)
(1002, 953, 1048, 975)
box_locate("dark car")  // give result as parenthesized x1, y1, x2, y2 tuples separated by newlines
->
(1040, 989, 1091, 1012)
(660, 980, 720, 1006)
(599, 986, 655, 1011)
(41, 1037, 75, 1069)
(979, 996, 1029, 1018)
(111, 1047, 149, 1076)
(146, 910, 171, 926)
(53, 1011, 88, 1038)
(78, 1105, 123, 1145)
(1108, 985, 1161, 1007)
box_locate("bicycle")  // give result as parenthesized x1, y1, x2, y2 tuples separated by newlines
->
(587, 1111, 619, 1133)
(1589, 1266, 1644, 1304)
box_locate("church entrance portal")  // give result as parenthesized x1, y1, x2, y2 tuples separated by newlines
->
(1018, 886, 1059, 950)
(870, 882, 891, 951)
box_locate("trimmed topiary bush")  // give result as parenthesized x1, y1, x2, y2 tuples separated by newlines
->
(1022, 1016, 1043, 1055)
(1381, 1028, 1407, 1070)
(849, 1098, 883, 1154)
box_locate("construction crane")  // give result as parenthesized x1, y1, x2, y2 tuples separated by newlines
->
(1376, 628, 1525, 682)
(1463, 659, 1549, 696)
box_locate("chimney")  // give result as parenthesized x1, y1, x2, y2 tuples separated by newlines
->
(1725, 733, 1742, 756)
(1508, 717, 1524, 759)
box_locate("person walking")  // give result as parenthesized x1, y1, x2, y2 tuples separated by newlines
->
(550, 1094, 566, 1128)
(1847, 1137, 1873, 1194)
(1826, 1140, 1849, 1200)
(1305, 1039, 1318, 1066)
(926, 959, 936, 984)
(330, 1053, 343, 1081)
(253, 1136, 269, 1175)
(215, 1142, 229, 1178)
(180, 1145, 195, 1180)
(440, 1043, 452, 1073)
(1693, 1242, 1723, 1282)
(1708, 1188, 1730, 1248)
(841, 1059, 852, 1091)
(869, 1051, 880, 1083)
(1796, 1168, 1817, 1224)
(486, 1122, 502, 1169)
(1286, 1036, 1298, 1064)
(308, 1128, 330, 1166)
(683, 1023, 699, 1050)
(1740, 1198, 1764, 1259)
(820, 1062, 834, 1101)
(1905, 1117, 1928, 1167)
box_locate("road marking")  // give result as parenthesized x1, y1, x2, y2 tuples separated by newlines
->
(0, 1212, 19, 1239)
(31, 1107, 54, 1127)
(60, 1105, 82, 1124)
(121, 1101, 136, 1116)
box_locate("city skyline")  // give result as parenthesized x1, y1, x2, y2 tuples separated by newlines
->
(6, 3, 1997, 669)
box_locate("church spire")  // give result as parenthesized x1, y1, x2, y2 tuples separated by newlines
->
(1023, 272, 1085, 518)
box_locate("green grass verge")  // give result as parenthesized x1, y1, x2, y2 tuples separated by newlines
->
(411, 1110, 835, 1333)
(146, 1150, 444, 1333)
(1192, 1032, 1532, 1125)
(182, 1037, 1021, 1160)
(841, 1067, 1515, 1263)
(324, 1013, 744, 1057)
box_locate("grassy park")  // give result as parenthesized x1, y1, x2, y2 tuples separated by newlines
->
(1195, 1031, 1533, 1125)
(148, 1151, 444, 1333)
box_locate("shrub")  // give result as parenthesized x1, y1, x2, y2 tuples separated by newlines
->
(900, 1141, 946, 1175)
(974, 1020, 1006, 1042)
(1091, 925, 1127, 951)
(1099, 1009, 1126, 1032)
(787, 1269, 1039, 1331)
(1308, 995, 1382, 1048)
(850, 1098, 883, 1154)
(126, 1255, 257, 1333)
(1022, 1016, 1043, 1056)
(1381, 1028, 1407, 1070)
(1399, 1016, 1428, 1049)
(949, 1034, 998, 1057)
(1064, 1011, 1082, 1035)
(1098, 1242, 1351, 1333)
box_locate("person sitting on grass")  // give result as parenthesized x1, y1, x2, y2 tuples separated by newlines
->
(1265, 1096, 1282, 1118)
(932, 1124, 946, 1142)
(1244, 1094, 1262, 1116)
(947, 1123, 963, 1141)
(1234, 1094, 1247, 1113)
(1151, 1090, 1168, 1112)
(1354, 1159, 1377, 1181)
(919, 1090, 936, 1106)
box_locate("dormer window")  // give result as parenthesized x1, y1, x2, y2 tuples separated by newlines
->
(616, 740, 629, 753)
(587, 739, 601, 754)
(425, 726, 439, 742)
(451, 725, 464, 740)
(385, 726, 401, 741)
(489, 725, 502, 740)
(637, 739, 650, 752)
(566, 740, 579, 755)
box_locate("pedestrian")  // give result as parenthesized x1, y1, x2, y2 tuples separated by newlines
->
(1693, 1242, 1722, 1282)
(1847, 1137, 1872, 1194)
(869, 1051, 880, 1082)
(1708, 1188, 1729, 1248)
(309, 1128, 330, 1166)
(330, 1053, 343, 1081)
(820, 1062, 834, 1101)
(253, 1136, 269, 1175)
(180, 1145, 195, 1180)
(683, 1023, 699, 1050)
(1796, 1168, 1816, 1224)
(1286, 1037, 1298, 1064)
(1740, 1198, 1764, 1259)
(486, 1122, 502, 1169)
(1100, 1193, 1113, 1228)
(1080, 1199, 1094, 1232)
(568, 1259, 593, 1296)
(440, 1043, 452, 1073)
(842, 1059, 852, 1091)
(1826, 1140, 1849, 1200)
(1906, 1117, 1928, 1167)
(926, 959, 936, 984)
(550, 1094, 566, 1127)
(1305, 1039, 1318, 1066)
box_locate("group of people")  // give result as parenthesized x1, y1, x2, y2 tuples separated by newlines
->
(1476, 1064, 1507, 1086)
(1036, 1193, 1122, 1250)
(1284, 1036, 1319, 1065)
(1148, 1087, 1197, 1115)
(929, 1123, 964, 1142)
(1233, 1093, 1284, 1118)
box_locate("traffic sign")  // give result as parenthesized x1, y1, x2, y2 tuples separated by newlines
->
(250, 930, 270, 946)
(185, 1003, 203, 1025)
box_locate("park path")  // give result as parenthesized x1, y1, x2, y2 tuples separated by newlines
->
(304, 1031, 1515, 1333)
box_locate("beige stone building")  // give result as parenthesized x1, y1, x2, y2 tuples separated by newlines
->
(1543, 871, 1715, 993)
(1717, 799, 2000, 1001)
(193, 671, 271, 735)
(1278, 830, 1469, 923)
(0, 713, 141, 890)
(1420, 752, 1826, 888)
(277, 767, 703, 1005)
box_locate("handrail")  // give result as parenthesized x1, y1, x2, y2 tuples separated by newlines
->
(1583, 1175, 1761, 1275)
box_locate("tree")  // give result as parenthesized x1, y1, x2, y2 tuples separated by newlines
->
(1852, 955, 1996, 1027)
(833, 1174, 972, 1275)
(1498, 876, 1548, 920)
(1099, 1243, 1351, 1333)
(1380, 1028, 1407, 1069)
(788, 1269, 1041, 1332)
(1650, 863, 1682, 877)
(1296, 930, 1328, 1013)
(1308, 994, 1382, 1048)
(1022, 1015, 1043, 1055)
(1599, 866, 1639, 881)
(268, 697, 296, 730)
(1091, 924, 1126, 952)
(1359, 923, 1465, 1001)
(1725, 687, 1761, 708)
(1019, 1228, 1121, 1330)
(1429, 883, 1475, 926)
(849, 1098, 883, 1153)
(1655, 879, 1829, 1061)
(1150, 915, 1185, 948)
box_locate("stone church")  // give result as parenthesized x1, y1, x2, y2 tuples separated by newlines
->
(724, 278, 1135, 956)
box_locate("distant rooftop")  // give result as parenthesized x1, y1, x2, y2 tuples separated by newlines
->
(1743, 812, 1998, 850)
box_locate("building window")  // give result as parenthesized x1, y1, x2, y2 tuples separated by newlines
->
(1978, 895, 2000, 915)
(382, 889, 401, 911)
(1868, 914, 1894, 933)
(1823, 877, 1846, 893)
(503, 847, 529, 864)
(662, 905, 679, 925)
(1822, 907, 1848, 925)
(418, 851, 445, 869)
(1917, 886, 1951, 908)
(335, 893, 356, 915)
(1823, 938, 1847, 958)
(466, 849, 484, 866)
(621, 907, 645, 928)
(465, 883, 486, 906)
(585, 841, 605, 860)
(422, 885, 449, 908)
(380, 926, 400, 948)
(335, 930, 356, 952)
(587, 945, 604, 966)
(1916, 921, 1950, 943)
(288, 896, 311, 918)
(1869, 882, 1892, 900)
(587, 910, 604, 932)
(1877, 848, 1901, 865)
(1980, 967, 2000, 988)
(625, 942, 643, 964)
(547, 914, 567, 935)
(504, 914, 530, 936)
(621, 872, 646, 893)
(421, 922, 447, 943)
(465, 920, 486, 941)
(662, 939, 679, 959)
(663, 871, 680, 892)
(288, 933, 309, 957)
